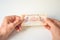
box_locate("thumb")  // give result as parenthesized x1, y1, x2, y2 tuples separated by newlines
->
(2, 16, 10, 25)
(40, 16, 55, 30)
(6, 16, 24, 33)
(13, 15, 24, 27)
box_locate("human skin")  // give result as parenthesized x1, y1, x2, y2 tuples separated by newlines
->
(0, 15, 24, 40)
(41, 17, 60, 40)
(0, 15, 60, 40)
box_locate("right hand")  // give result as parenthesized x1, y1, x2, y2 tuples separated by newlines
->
(40, 17, 60, 40)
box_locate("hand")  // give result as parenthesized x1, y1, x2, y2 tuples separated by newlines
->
(0, 15, 24, 40)
(40, 17, 60, 40)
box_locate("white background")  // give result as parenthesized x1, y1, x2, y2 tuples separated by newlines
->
(0, 0, 60, 40)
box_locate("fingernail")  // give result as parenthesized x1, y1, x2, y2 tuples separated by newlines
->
(40, 16, 45, 23)
(40, 16, 47, 25)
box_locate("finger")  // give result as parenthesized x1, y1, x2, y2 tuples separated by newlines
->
(15, 15, 25, 31)
(44, 18, 60, 30)
(6, 15, 24, 30)
(45, 18, 57, 27)
(6, 15, 24, 33)
(2, 16, 11, 25)
(40, 16, 47, 25)
(40, 16, 50, 30)
(43, 24, 51, 30)
(3, 15, 16, 25)
(50, 18, 60, 25)
(15, 15, 25, 32)
(40, 16, 57, 28)
(49, 18, 60, 28)
(8, 15, 16, 23)
(13, 15, 24, 27)
(15, 25, 22, 32)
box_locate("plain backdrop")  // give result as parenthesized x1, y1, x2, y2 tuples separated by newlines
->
(0, 0, 60, 40)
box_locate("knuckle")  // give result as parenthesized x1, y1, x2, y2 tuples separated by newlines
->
(4, 16, 10, 19)
(16, 16, 21, 21)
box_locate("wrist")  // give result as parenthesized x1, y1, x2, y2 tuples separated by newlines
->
(0, 28, 7, 40)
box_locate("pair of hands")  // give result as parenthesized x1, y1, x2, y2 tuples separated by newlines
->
(0, 15, 60, 40)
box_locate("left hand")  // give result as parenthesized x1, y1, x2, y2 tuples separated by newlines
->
(0, 15, 24, 40)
